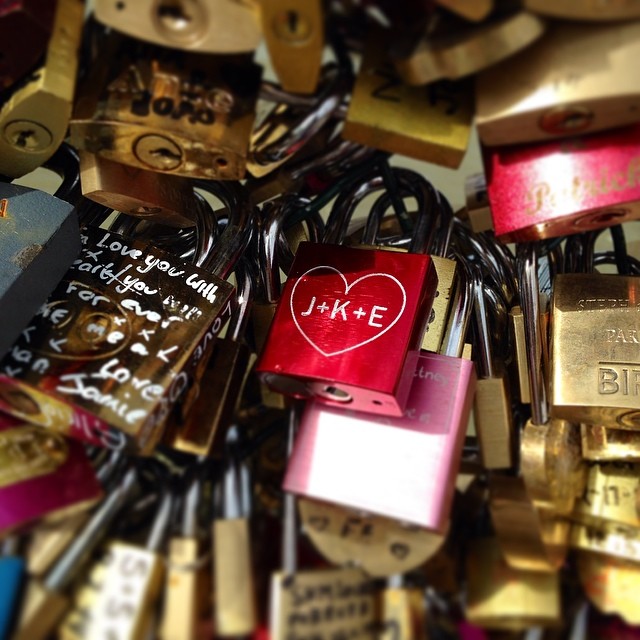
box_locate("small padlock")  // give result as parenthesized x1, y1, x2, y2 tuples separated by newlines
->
(0, 173, 81, 358)
(509, 305, 531, 403)
(79, 151, 198, 228)
(390, 8, 546, 86)
(164, 257, 252, 456)
(377, 576, 428, 640)
(82, 487, 174, 640)
(484, 126, 640, 242)
(343, 31, 473, 169)
(0, 413, 103, 534)
(0, 0, 55, 91)
(13, 466, 139, 640)
(476, 21, 640, 147)
(571, 521, 640, 565)
(258, 0, 324, 95)
(159, 467, 207, 640)
(284, 262, 475, 530)
(0, 183, 251, 452)
(518, 243, 586, 514)
(212, 427, 257, 637)
(93, 0, 261, 53)
(0, 0, 84, 178)
(256, 165, 439, 417)
(465, 536, 561, 630)
(70, 34, 262, 180)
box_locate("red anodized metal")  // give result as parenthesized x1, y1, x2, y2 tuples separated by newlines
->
(256, 242, 438, 417)
(484, 124, 640, 242)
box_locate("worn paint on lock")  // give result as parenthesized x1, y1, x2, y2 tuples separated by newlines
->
(0, 414, 102, 533)
(257, 242, 438, 417)
(485, 126, 640, 242)
(0, 227, 235, 453)
(285, 352, 476, 529)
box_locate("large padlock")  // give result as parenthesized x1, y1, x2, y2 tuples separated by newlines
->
(476, 21, 640, 146)
(0, 0, 84, 178)
(93, 0, 261, 53)
(484, 125, 640, 242)
(0, 183, 252, 453)
(550, 269, 640, 430)
(70, 32, 262, 180)
(0, 152, 81, 358)
(284, 263, 475, 530)
(256, 165, 439, 416)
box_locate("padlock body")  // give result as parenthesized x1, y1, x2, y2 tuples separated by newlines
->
(0, 227, 235, 453)
(0, 184, 80, 358)
(0, 414, 102, 533)
(485, 125, 640, 242)
(550, 273, 640, 429)
(71, 40, 261, 180)
(284, 352, 476, 529)
(257, 242, 438, 417)
(476, 22, 640, 146)
(93, 0, 261, 53)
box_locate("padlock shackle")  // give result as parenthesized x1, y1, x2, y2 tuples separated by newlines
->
(228, 258, 254, 343)
(282, 407, 299, 575)
(517, 243, 549, 426)
(146, 490, 174, 553)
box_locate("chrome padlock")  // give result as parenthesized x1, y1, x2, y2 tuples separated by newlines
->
(94, 0, 261, 53)
(0, 177, 80, 358)
(284, 265, 475, 531)
(256, 165, 439, 417)
(70, 33, 262, 180)
(0, 183, 251, 453)
(0, 0, 84, 178)
(0, 412, 103, 534)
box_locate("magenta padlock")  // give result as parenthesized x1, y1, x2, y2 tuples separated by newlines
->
(284, 272, 476, 531)
(0, 412, 103, 533)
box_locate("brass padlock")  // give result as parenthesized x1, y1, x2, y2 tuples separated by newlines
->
(79, 151, 198, 228)
(476, 21, 640, 146)
(70, 35, 262, 180)
(581, 424, 640, 462)
(343, 32, 473, 169)
(94, 0, 261, 53)
(0, 0, 84, 178)
(258, 0, 324, 95)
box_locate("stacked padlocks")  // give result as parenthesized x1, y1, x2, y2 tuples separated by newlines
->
(3, 0, 640, 637)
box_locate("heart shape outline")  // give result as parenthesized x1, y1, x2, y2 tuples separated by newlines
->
(290, 265, 407, 357)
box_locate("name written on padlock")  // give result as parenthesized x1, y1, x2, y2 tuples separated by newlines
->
(0, 227, 235, 453)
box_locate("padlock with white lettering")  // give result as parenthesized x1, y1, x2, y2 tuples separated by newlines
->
(256, 165, 439, 416)
(0, 183, 253, 453)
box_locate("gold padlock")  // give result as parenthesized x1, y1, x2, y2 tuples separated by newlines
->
(581, 424, 640, 462)
(0, 0, 84, 178)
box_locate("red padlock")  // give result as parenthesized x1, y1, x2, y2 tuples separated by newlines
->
(256, 168, 439, 417)
(484, 124, 640, 242)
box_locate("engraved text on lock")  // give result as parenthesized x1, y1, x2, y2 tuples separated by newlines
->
(290, 266, 407, 357)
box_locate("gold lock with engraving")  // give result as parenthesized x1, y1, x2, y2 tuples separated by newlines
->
(476, 21, 640, 146)
(0, 0, 84, 178)
(70, 35, 262, 180)
(571, 521, 640, 565)
(343, 34, 473, 169)
(550, 273, 640, 429)
(582, 425, 640, 462)
(94, 0, 262, 53)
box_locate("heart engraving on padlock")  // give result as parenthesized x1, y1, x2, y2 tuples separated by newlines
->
(290, 266, 407, 357)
